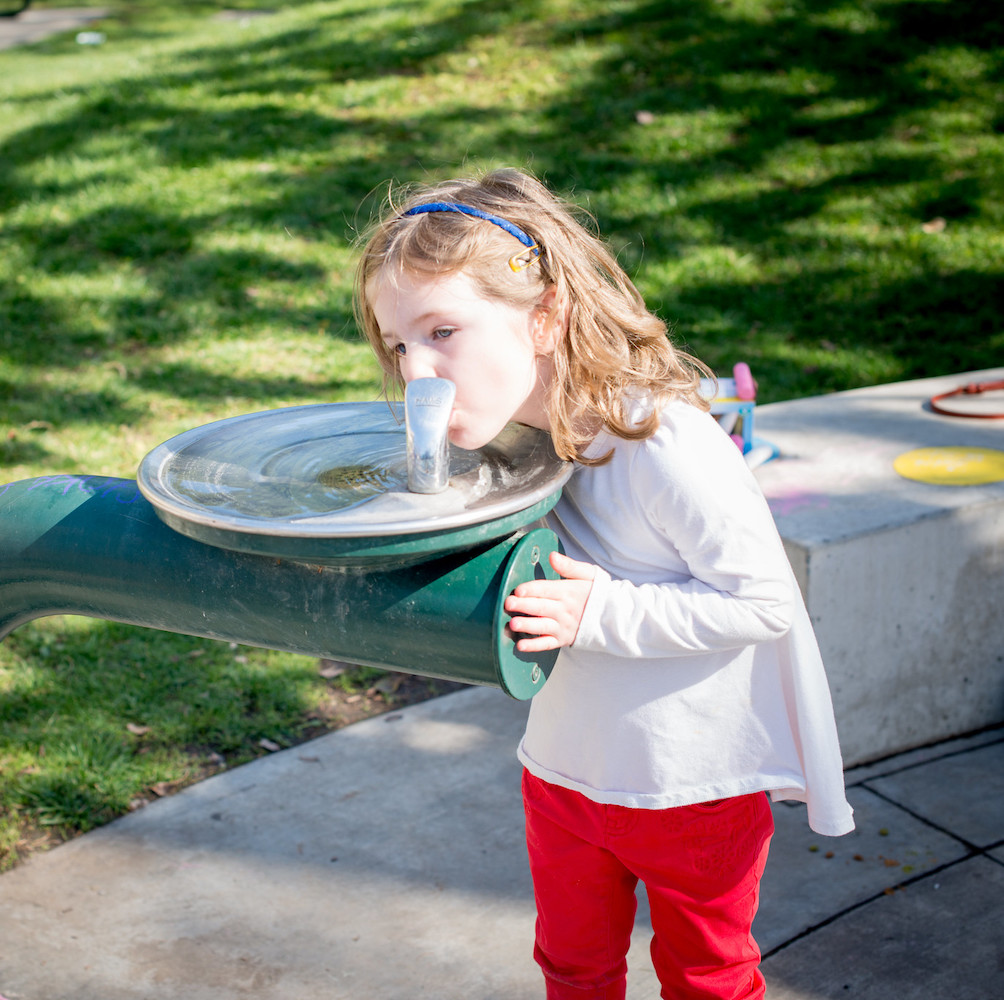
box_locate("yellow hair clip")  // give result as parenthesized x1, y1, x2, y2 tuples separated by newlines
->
(509, 244, 543, 273)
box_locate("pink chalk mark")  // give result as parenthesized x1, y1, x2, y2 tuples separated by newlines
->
(766, 489, 831, 516)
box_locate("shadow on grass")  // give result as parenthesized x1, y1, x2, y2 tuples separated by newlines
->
(130, 359, 375, 402)
(2, 0, 1000, 420)
(534, 0, 1001, 388)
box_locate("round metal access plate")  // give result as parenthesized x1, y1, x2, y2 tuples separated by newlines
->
(137, 402, 572, 559)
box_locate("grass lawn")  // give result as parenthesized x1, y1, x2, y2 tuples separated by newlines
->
(1, 0, 1002, 867)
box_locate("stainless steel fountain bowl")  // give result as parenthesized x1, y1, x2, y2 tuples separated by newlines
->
(137, 402, 572, 567)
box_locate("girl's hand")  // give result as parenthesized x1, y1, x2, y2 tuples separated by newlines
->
(503, 551, 597, 652)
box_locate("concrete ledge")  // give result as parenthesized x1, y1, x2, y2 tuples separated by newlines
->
(754, 369, 1004, 766)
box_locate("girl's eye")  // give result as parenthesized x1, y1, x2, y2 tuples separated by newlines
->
(432, 327, 455, 340)
(391, 342, 406, 356)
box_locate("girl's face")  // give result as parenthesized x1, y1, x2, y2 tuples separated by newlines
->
(370, 269, 553, 451)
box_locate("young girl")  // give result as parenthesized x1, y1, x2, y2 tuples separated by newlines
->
(355, 167, 854, 1000)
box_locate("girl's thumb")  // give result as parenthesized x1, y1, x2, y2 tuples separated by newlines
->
(549, 550, 597, 581)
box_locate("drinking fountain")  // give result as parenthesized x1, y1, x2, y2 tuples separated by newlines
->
(0, 380, 572, 699)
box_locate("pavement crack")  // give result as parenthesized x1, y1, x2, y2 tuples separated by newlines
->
(845, 734, 1004, 789)
(760, 853, 977, 960)
(859, 783, 984, 854)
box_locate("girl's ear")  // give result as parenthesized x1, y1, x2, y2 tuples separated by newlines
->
(531, 286, 566, 355)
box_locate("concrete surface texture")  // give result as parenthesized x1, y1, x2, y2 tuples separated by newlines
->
(0, 686, 1002, 1000)
(0, 7, 110, 50)
(754, 368, 1004, 766)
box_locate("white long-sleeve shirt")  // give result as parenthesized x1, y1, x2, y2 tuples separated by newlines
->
(517, 397, 854, 836)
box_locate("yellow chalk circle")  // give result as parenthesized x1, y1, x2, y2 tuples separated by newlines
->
(893, 446, 1004, 486)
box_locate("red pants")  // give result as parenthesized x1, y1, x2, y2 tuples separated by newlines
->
(522, 771, 774, 1000)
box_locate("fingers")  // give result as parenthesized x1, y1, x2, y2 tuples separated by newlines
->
(504, 595, 560, 619)
(509, 552, 596, 602)
(504, 605, 566, 641)
(505, 617, 561, 653)
(503, 554, 597, 651)
(504, 596, 576, 649)
(508, 630, 562, 654)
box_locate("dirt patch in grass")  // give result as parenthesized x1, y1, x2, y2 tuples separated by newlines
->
(305, 666, 469, 732)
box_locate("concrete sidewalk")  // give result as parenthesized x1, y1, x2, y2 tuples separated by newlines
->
(1, 686, 1001, 1000)
(0, 7, 110, 51)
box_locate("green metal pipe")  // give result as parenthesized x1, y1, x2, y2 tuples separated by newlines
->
(0, 476, 561, 699)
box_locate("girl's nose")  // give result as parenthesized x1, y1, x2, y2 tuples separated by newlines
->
(400, 351, 438, 384)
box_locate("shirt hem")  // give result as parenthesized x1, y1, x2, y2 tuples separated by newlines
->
(517, 743, 805, 812)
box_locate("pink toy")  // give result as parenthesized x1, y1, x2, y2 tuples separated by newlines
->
(733, 362, 756, 400)
(702, 363, 777, 467)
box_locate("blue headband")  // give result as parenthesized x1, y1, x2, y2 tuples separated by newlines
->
(402, 201, 542, 271)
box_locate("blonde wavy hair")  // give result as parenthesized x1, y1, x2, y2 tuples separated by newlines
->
(354, 167, 710, 465)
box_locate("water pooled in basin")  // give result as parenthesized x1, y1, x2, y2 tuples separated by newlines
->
(318, 463, 393, 494)
(138, 402, 571, 540)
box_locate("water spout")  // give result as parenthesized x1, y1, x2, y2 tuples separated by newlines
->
(405, 378, 455, 494)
